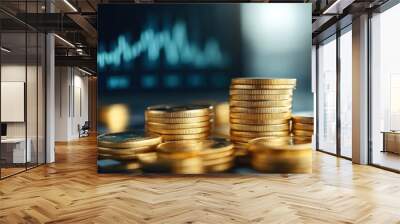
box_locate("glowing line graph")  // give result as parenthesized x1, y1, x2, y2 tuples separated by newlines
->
(98, 21, 230, 69)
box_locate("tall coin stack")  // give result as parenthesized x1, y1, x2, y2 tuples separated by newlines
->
(97, 131, 162, 173)
(229, 78, 297, 156)
(292, 116, 314, 144)
(145, 105, 213, 142)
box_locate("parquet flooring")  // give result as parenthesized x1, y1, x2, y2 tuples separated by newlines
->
(1, 136, 400, 224)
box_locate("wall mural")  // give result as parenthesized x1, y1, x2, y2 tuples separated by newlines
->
(97, 3, 313, 174)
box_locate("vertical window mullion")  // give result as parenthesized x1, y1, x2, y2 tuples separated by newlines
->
(336, 28, 341, 157)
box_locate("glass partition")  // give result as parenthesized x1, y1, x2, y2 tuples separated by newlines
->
(339, 27, 352, 158)
(317, 35, 337, 154)
(370, 4, 400, 171)
(0, 1, 46, 179)
(27, 30, 38, 169)
(1, 30, 28, 178)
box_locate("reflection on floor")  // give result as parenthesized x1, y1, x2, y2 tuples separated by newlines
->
(373, 150, 400, 171)
(0, 162, 43, 178)
(0, 167, 25, 178)
(0, 137, 400, 223)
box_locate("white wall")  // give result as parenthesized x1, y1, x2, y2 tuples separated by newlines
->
(55, 67, 89, 141)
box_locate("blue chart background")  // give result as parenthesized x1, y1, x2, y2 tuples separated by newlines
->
(98, 3, 312, 133)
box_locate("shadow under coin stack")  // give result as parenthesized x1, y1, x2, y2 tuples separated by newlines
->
(229, 78, 296, 158)
(145, 105, 213, 142)
(97, 131, 162, 173)
(248, 136, 312, 173)
(155, 138, 234, 174)
(292, 116, 314, 144)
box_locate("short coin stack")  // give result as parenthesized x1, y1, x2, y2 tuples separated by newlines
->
(156, 138, 234, 174)
(145, 105, 213, 142)
(229, 78, 297, 156)
(200, 138, 235, 172)
(97, 131, 162, 172)
(248, 136, 312, 173)
(292, 116, 314, 144)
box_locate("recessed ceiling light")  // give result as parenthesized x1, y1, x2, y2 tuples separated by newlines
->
(54, 34, 75, 48)
(78, 67, 93, 76)
(63, 0, 78, 12)
(1, 47, 11, 53)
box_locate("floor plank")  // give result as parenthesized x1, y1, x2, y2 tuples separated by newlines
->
(1, 136, 400, 224)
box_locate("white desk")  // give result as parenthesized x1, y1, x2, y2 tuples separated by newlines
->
(1, 138, 31, 163)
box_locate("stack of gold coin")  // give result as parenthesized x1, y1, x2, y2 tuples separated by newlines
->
(229, 78, 296, 156)
(199, 137, 235, 172)
(157, 140, 204, 174)
(155, 138, 235, 174)
(292, 116, 314, 144)
(145, 105, 213, 142)
(97, 131, 162, 172)
(248, 137, 312, 173)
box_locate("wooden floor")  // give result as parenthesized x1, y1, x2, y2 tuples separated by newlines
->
(1, 137, 400, 224)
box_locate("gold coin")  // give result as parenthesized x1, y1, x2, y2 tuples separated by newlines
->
(172, 165, 204, 174)
(162, 156, 204, 174)
(146, 121, 211, 129)
(231, 130, 290, 138)
(232, 141, 248, 149)
(230, 135, 291, 144)
(136, 152, 158, 164)
(98, 131, 161, 149)
(248, 137, 312, 152)
(230, 84, 295, 90)
(251, 148, 312, 161)
(100, 161, 141, 171)
(120, 161, 141, 170)
(293, 136, 312, 141)
(97, 146, 154, 156)
(230, 112, 292, 120)
(98, 153, 115, 160)
(230, 106, 292, 114)
(231, 123, 290, 132)
(230, 135, 255, 143)
(250, 159, 311, 173)
(293, 130, 314, 137)
(230, 118, 290, 125)
(293, 140, 312, 144)
(162, 156, 203, 167)
(160, 133, 209, 141)
(203, 155, 234, 167)
(98, 153, 138, 161)
(229, 89, 293, 95)
(229, 99, 292, 108)
(157, 140, 204, 158)
(234, 147, 248, 157)
(145, 116, 211, 124)
(292, 116, 314, 124)
(205, 161, 234, 172)
(230, 94, 292, 101)
(146, 105, 212, 118)
(231, 78, 297, 85)
(250, 150, 312, 173)
(293, 123, 314, 131)
(147, 126, 210, 135)
(201, 150, 234, 160)
(198, 137, 234, 157)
